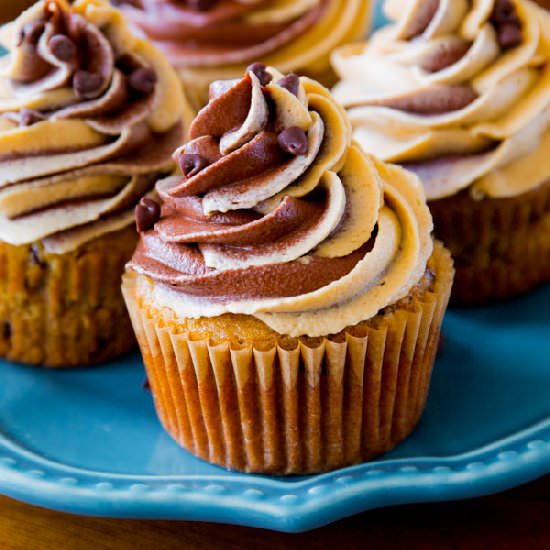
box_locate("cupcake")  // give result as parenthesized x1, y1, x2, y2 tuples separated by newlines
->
(0, 0, 189, 367)
(332, 0, 550, 305)
(122, 66, 454, 474)
(114, 0, 373, 109)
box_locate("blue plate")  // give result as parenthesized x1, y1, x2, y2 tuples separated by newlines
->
(1, 284, 549, 533)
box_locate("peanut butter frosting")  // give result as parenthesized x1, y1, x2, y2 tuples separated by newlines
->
(332, 0, 550, 200)
(127, 67, 434, 337)
(0, 0, 189, 253)
(117, 0, 372, 104)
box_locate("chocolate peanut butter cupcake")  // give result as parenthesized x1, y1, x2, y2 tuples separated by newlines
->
(332, 0, 550, 305)
(115, 0, 373, 109)
(122, 66, 454, 474)
(0, 0, 190, 366)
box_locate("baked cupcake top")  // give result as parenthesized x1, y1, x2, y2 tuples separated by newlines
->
(116, 1, 371, 76)
(332, 0, 550, 201)
(0, 0, 188, 253)
(128, 66, 433, 337)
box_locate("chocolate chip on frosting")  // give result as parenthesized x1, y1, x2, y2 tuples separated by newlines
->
(136, 198, 161, 232)
(128, 67, 157, 95)
(73, 70, 103, 98)
(277, 127, 308, 156)
(187, 0, 218, 10)
(48, 34, 77, 63)
(277, 73, 300, 97)
(491, 0, 522, 49)
(491, 0, 517, 23)
(497, 22, 522, 48)
(178, 153, 210, 178)
(116, 53, 139, 74)
(247, 62, 273, 86)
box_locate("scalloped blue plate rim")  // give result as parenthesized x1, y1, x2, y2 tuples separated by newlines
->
(1, 418, 549, 532)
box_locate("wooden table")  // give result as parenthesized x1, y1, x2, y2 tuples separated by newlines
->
(1, 476, 548, 549)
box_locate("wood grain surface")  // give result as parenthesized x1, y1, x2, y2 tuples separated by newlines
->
(1, 476, 548, 549)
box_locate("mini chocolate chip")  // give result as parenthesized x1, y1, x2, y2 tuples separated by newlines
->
(277, 73, 300, 96)
(19, 21, 45, 46)
(277, 127, 308, 156)
(48, 34, 76, 62)
(178, 153, 209, 178)
(128, 67, 157, 95)
(187, 0, 218, 11)
(143, 378, 151, 391)
(498, 22, 522, 49)
(20, 108, 46, 127)
(2, 321, 11, 340)
(73, 70, 103, 98)
(491, 0, 517, 23)
(246, 62, 272, 86)
(116, 54, 139, 74)
(135, 198, 161, 232)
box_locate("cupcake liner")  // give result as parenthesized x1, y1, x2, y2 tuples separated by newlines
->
(430, 180, 550, 306)
(0, 226, 137, 367)
(123, 243, 453, 474)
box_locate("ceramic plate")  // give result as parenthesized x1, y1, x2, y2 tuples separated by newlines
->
(1, 284, 549, 532)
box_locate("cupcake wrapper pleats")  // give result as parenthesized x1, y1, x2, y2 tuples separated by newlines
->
(0, 226, 137, 367)
(430, 180, 550, 306)
(123, 243, 453, 474)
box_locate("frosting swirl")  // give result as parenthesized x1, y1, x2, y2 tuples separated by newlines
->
(332, 0, 550, 200)
(118, 0, 372, 106)
(128, 67, 433, 337)
(0, 0, 188, 252)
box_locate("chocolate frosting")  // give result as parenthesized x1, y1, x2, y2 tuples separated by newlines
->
(0, 0, 187, 250)
(119, 0, 326, 67)
(128, 67, 434, 337)
(333, 0, 550, 201)
(117, 0, 373, 110)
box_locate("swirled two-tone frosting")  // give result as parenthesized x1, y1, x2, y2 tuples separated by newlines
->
(0, 0, 188, 253)
(128, 66, 433, 337)
(333, 0, 550, 200)
(117, 0, 372, 105)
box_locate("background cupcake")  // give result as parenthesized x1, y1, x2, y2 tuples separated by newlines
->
(0, 0, 189, 366)
(332, 0, 550, 305)
(115, 0, 373, 109)
(123, 66, 454, 474)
